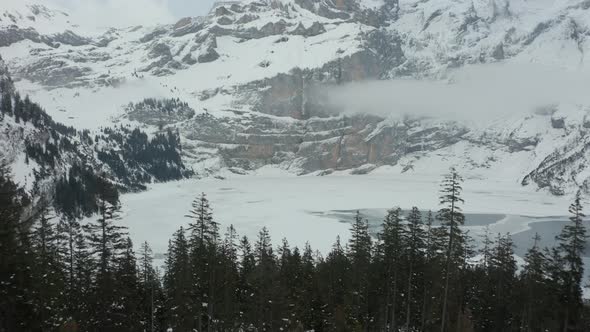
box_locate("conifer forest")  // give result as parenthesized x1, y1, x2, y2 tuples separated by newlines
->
(2, 166, 590, 332)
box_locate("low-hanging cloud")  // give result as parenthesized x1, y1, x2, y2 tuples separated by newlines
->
(51, 0, 220, 30)
(324, 63, 590, 122)
(52, 0, 177, 30)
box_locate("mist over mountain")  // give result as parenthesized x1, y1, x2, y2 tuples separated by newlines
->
(3, 0, 590, 197)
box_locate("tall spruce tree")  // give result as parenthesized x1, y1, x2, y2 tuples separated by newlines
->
(113, 237, 142, 331)
(404, 207, 425, 331)
(31, 202, 65, 330)
(300, 242, 324, 330)
(186, 192, 220, 331)
(84, 197, 127, 330)
(348, 211, 372, 331)
(421, 210, 444, 331)
(254, 227, 277, 331)
(438, 167, 466, 332)
(57, 215, 93, 329)
(557, 192, 588, 332)
(378, 207, 404, 331)
(471, 227, 496, 331)
(520, 233, 551, 331)
(1, 89, 12, 117)
(138, 241, 159, 332)
(0, 163, 35, 331)
(277, 238, 298, 331)
(237, 235, 257, 329)
(164, 227, 192, 331)
(186, 192, 219, 249)
(219, 225, 240, 330)
(319, 236, 351, 332)
(489, 233, 517, 331)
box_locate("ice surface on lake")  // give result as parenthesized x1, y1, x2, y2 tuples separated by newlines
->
(118, 170, 590, 296)
(119, 170, 574, 256)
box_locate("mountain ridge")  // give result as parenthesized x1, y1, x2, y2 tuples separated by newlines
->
(2, 0, 590, 195)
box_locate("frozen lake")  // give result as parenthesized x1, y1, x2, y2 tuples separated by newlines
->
(119, 170, 576, 256)
(118, 171, 590, 295)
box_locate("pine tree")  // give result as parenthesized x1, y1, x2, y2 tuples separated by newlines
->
(237, 235, 256, 329)
(13, 92, 22, 123)
(164, 227, 192, 331)
(557, 192, 588, 332)
(254, 227, 277, 331)
(481, 225, 493, 269)
(113, 237, 142, 331)
(438, 167, 466, 332)
(319, 236, 351, 332)
(277, 238, 297, 331)
(84, 198, 127, 330)
(1, 89, 12, 117)
(139, 241, 157, 332)
(300, 242, 324, 330)
(521, 233, 551, 331)
(377, 207, 405, 331)
(186, 192, 219, 249)
(31, 202, 65, 330)
(404, 207, 425, 331)
(219, 225, 240, 330)
(0, 163, 35, 331)
(489, 233, 517, 331)
(471, 227, 496, 331)
(348, 211, 372, 331)
(186, 193, 220, 332)
(56, 214, 92, 329)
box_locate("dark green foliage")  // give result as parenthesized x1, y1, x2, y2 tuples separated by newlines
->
(127, 97, 194, 116)
(253, 227, 278, 331)
(0, 163, 34, 331)
(84, 199, 129, 331)
(30, 203, 66, 329)
(557, 191, 588, 331)
(488, 233, 518, 331)
(138, 241, 164, 332)
(237, 235, 257, 329)
(54, 163, 120, 218)
(438, 167, 468, 332)
(113, 238, 143, 331)
(1, 87, 13, 117)
(519, 233, 559, 331)
(97, 126, 190, 186)
(348, 210, 372, 330)
(164, 227, 193, 331)
(57, 215, 93, 329)
(4, 167, 590, 332)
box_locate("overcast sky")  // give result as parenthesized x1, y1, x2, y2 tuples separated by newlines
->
(51, 0, 219, 28)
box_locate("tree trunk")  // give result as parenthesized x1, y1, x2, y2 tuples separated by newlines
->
(391, 267, 398, 332)
(441, 191, 457, 332)
(440, 228, 454, 332)
(405, 257, 414, 331)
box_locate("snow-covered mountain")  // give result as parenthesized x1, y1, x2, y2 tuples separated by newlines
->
(3, 0, 590, 195)
(0, 53, 191, 219)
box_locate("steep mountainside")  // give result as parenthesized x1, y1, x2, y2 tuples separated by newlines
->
(2, 0, 590, 195)
(0, 55, 190, 217)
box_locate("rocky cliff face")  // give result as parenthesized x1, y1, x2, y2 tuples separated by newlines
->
(3, 0, 590, 195)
